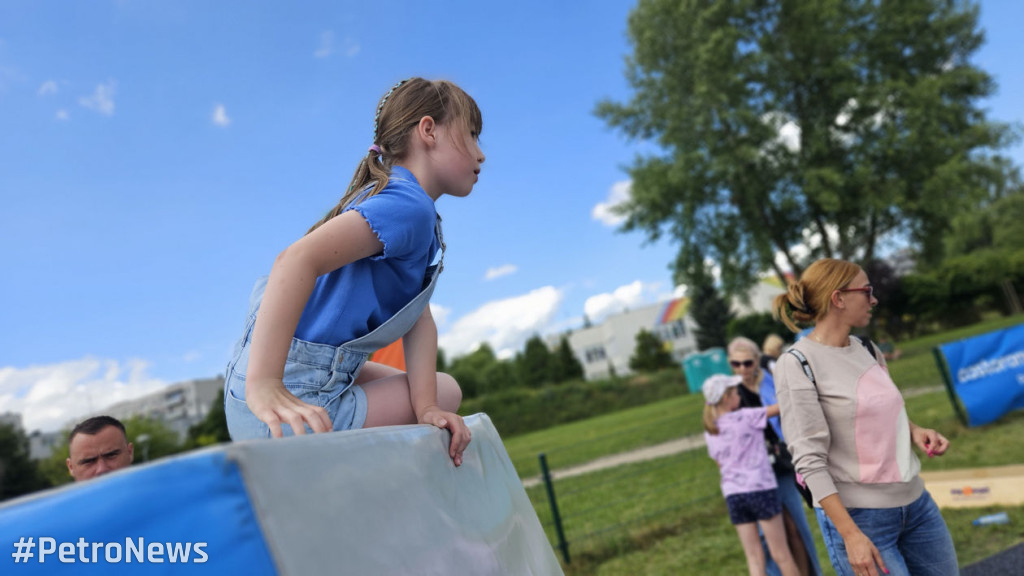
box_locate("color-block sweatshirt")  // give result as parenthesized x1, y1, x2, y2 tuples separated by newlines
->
(774, 337, 924, 509)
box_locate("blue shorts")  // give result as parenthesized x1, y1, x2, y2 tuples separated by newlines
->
(224, 304, 369, 440)
(726, 489, 782, 525)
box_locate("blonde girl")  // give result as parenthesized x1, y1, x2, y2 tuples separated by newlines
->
(224, 78, 484, 467)
(703, 374, 799, 576)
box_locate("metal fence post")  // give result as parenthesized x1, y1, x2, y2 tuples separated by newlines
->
(539, 452, 570, 564)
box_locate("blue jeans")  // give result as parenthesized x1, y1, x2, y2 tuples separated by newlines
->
(764, 473, 823, 576)
(815, 490, 958, 576)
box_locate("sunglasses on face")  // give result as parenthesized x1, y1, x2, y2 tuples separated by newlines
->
(839, 285, 874, 299)
(730, 360, 755, 368)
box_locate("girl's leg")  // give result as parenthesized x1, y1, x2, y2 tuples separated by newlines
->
(735, 522, 767, 576)
(761, 514, 799, 576)
(782, 508, 811, 576)
(356, 361, 462, 427)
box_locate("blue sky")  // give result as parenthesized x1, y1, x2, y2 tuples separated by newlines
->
(2, 1, 1022, 432)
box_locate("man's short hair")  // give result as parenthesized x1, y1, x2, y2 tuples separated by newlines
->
(69, 415, 127, 445)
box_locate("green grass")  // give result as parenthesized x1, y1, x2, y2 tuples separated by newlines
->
(503, 315, 1024, 574)
(882, 314, 1023, 390)
(502, 394, 705, 479)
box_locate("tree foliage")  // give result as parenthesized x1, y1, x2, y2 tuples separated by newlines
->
(551, 336, 585, 382)
(0, 423, 51, 501)
(185, 391, 231, 449)
(597, 0, 1017, 295)
(629, 329, 676, 373)
(727, 312, 789, 350)
(687, 257, 735, 350)
(516, 335, 554, 388)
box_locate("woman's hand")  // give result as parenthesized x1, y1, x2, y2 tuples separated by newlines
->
(843, 529, 888, 576)
(910, 423, 950, 457)
(245, 377, 332, 438)
(418, 406, 472, 467)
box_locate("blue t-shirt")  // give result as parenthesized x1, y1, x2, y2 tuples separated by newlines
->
(759, 371, 784, 441)
(294, 166, 440, 346)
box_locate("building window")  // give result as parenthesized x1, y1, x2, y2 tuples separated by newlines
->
(670, 319, 686, 339)
(584, 346, 607, 364)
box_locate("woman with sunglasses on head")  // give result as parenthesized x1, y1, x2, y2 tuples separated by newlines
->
(772, 258, 957, 576)
(728, 337, 821, 576)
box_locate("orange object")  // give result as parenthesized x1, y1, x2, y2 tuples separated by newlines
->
(370, 339, 406, 371)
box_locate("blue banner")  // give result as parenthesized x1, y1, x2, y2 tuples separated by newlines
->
(936, 323, 1024, 427)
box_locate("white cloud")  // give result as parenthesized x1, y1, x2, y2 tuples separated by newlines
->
(429, 302, 451, 327)
(345, 38, 361, 58)
(484, 264, 517, 281)
(583, 280, 662, 323)
(439, 286, 563, 359)
(78, 80, 116, 116)
(211, 103, 231, 127)
(55, 109, 69, 121)
(314, 31, 334, 58)
(592, 180, 631, 226)
(762, 111, 801, 153)
(773, 223, 841, 272)
(181, 350, 201, 363)
(37, 80, 58, 96)
(0, 358, 167, 433)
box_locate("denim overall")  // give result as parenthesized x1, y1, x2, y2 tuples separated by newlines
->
(224, 217, 445, 440)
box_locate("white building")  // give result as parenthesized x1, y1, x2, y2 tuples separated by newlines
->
(564, 279, 785, 381)
(100, 376, 224, 443)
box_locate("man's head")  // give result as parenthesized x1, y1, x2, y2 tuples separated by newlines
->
(66, 416, 133, 481)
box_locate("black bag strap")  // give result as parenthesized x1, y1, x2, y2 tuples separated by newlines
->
(786, 334, 878, 386)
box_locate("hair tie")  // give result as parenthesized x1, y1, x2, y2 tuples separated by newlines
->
(368, 144, 381, 154)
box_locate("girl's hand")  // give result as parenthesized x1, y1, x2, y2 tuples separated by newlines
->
(245, 377, 332, 438)
(910, 424, 950, 458)
(843, 530, 888, 576)
(418, 407, 472, 467)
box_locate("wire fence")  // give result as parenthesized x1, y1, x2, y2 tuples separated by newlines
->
(527, 418, 722, 565)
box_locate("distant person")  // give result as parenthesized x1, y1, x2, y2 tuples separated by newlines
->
(877, 335, 903, 361)
(761, 333, 785, 374)
(773, 258, 957, 576)
(729, 336, 821, 576)
(702, 374, 800, 576)
(224, 78, 480, 467)
(66, 416, 133, 482)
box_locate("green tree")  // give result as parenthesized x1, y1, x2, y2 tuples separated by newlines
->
(185, 391, 231, 449)
(448, 343, 500, 398)
(436, 348, 448, 373)
(597, 0, 1017, 296)
(727, 312, 788, 350)
(629, 329, 675, 373)
(0, 423, 51, 501)
(516, 335, 554, 388)
(688, 259, 734, 350)
(122, 416, 183, 463)
(550, 336, 584, 383)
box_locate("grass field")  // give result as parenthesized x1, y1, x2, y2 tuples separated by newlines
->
(504, 315, 1024, 574)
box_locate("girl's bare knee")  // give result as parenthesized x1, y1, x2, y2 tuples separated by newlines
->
(438, 372, 462, 411)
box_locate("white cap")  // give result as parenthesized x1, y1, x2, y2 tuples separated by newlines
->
(702, 374, 742, 405)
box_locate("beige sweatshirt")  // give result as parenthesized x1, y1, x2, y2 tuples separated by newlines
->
(775, 337, 924, 509)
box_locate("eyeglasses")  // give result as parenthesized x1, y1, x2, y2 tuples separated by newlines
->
(839, 285, 874, 299)
(729, 360, 755, 368)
